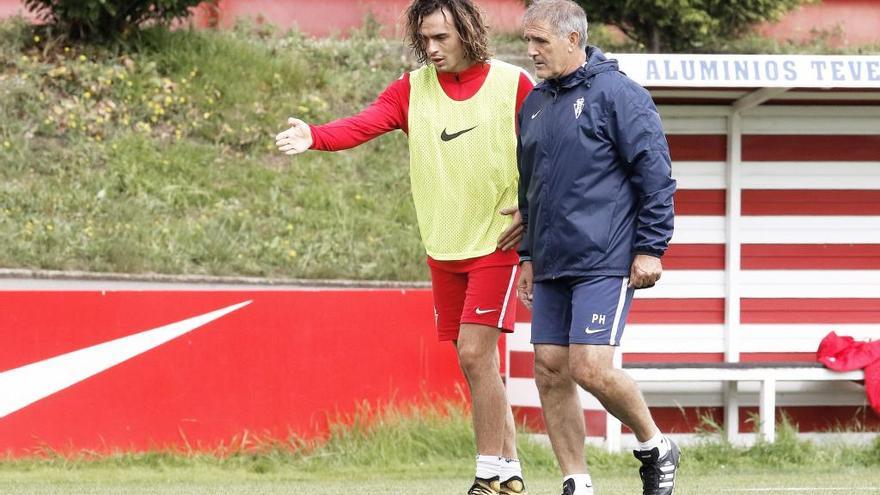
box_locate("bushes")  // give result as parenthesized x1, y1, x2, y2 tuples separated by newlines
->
(24, 0, 210, 42)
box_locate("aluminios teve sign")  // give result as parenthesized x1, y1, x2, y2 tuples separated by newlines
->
(613, 54, 880, 88)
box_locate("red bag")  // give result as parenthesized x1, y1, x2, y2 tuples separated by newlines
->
(817, 331, 880, 415)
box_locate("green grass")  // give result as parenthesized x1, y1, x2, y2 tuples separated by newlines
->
(3, 469, 880, 495)
(1, 402, 879, 494)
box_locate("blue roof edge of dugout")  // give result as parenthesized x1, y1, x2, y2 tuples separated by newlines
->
(608, 53, 880, 89)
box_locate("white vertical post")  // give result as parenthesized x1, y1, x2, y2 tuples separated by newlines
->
(605, 348, 623, 452)
(723, 110, 744, 443)
(723, 381, 739, 444)
(723, 88, 786, 445)
(724, 110, 742, 364)
(759, 378, 777, 443)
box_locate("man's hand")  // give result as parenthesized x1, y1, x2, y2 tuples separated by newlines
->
(275, 117, 313, 155)
(517, 261, 534, 310)
(497, 207, 523, 251)
(629, 254, 662, 289)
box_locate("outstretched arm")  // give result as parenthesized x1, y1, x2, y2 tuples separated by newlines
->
(308, 75, 410, 151)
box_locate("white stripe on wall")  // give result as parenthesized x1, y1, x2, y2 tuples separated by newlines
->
(639, 388, 867, 408)
(514, 270, 880, 300)
(662, 118, 727, 135)
(507, 375, 867, 409)
(670, 216, 727, 244)
(739, 270, 880, 298)
(672, 161, 726, 190)
(673, 161, 880, 190)
(634, 269, 880, 299)
(659, 105, 880, 130)
(672, 216, 880, 244)
(633, 270, 725, 299)
(511, 323, 879, 354)
(662, 114, 880, 136)
(738, 324, 880, 352)
(742, 162, 880, 190)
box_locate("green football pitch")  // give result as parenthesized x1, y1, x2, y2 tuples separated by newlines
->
(2, 405, 877, 495)
(2, 466, 879, 495)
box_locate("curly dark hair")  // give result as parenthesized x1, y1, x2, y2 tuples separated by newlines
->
(404, 0, 492, 65)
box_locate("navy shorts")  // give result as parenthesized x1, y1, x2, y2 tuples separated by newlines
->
(530, 276, 635, 346)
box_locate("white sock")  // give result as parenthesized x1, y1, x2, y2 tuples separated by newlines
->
(564, 474, 593, 494)
(500, 457, 523, 482)
(475, 454, 501, 480)
(637, 432, 669, 457)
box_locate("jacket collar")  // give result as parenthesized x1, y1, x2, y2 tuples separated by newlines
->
(535, 46, 619, 92)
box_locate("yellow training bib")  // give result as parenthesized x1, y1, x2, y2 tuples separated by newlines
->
(408, 60, 521, 260)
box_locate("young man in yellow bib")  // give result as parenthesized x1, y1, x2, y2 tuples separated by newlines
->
(275, 1, 534, 494)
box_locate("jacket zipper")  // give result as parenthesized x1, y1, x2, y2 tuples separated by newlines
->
(545, 85, 562, 279)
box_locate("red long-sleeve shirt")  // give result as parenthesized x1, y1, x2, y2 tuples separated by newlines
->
(310, 61, 534, 150)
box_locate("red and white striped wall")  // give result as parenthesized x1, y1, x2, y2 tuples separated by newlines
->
(506, 88, 880, 441)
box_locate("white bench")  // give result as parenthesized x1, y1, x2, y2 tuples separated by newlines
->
(605, 362, 866, 451)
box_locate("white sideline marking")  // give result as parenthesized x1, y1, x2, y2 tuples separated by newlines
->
(721, 489, 880, 492)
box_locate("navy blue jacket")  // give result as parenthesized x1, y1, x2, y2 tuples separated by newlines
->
(517, 47, 676, 281)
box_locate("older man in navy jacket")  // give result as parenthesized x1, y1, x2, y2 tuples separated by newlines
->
(515, 2, 678, 495)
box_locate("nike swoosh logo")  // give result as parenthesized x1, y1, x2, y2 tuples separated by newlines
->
(531, 109, 542, 119)
(0, 300, 251, 419)
(584, 327, 607, 334)
(440, 126, 477, 141)
(475, 308, 498, 315)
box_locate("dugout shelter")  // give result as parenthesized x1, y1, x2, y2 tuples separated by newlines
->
(506, 53, 880, 449)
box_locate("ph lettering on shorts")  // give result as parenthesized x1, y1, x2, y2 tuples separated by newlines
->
(591, 314, 606, 325)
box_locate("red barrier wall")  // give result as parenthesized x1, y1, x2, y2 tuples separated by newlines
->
(192, 0, 527, 37)
(3, 0, 876, 46)
(0, 289, 465, 455)
(758, 0, 880, 47)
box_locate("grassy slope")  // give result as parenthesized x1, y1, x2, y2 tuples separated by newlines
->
(1, 19, 877, 280)
(1, 19, 424, 280)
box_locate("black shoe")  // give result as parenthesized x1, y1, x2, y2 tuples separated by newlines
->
(468, 476, 501, 495)
(634, 437, 680, 495)
(560, 477, 592, 495)
(560, 478, 576, 495)
(499, 476, 527, 495)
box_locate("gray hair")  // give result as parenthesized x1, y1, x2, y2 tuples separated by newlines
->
(522, 0, 588, 49)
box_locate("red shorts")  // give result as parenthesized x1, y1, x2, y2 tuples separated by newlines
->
(428, 249, 519, 341)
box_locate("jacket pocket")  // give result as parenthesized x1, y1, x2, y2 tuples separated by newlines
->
(565, 200, 615, 262)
